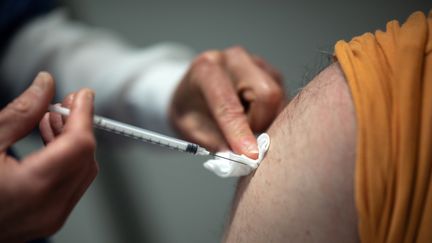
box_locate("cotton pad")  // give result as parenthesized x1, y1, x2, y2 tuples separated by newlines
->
(203, 133, 270, 177)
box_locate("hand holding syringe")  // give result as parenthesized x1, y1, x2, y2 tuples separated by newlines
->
(48, 105, 247, 165)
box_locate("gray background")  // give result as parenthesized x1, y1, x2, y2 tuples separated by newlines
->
(15, 1, 430, 243)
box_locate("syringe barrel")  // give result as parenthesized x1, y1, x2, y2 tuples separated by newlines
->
(48, 104, 205, 155)
(93, 115, 194, 154)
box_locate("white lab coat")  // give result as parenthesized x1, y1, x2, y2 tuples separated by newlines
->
(0, 9, 194, 133)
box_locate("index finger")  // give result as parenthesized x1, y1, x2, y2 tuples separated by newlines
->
(63, 89, 94, 134)
(192, 54, 259, 158)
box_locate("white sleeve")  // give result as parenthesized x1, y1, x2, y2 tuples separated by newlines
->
(0, 9, 194, 133)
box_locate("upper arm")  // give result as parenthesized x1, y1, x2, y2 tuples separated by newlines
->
(224, 63, 359, 242)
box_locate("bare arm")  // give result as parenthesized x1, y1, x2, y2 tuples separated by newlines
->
(224, 63, 359, 242)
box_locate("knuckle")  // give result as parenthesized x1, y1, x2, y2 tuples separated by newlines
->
(189, 51, 223, 84)
(73, 134, 97, 154)
(6, 97, 32, 117)
(257, 82, 284, 106)
(193, 50, 222, 68)
(225, 45, 248, 55)
(270, 88, 284, 105)
(63, 92, 76, 107)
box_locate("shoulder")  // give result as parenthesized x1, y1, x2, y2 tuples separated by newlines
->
(225, 62, 359, 243)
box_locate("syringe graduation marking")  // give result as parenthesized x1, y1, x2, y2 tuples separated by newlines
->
(94, 119, 186, 153)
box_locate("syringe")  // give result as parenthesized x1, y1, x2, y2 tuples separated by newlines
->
(48, 105, 247, 164)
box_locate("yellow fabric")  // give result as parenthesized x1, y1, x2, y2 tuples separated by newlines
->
(335, 11, 432, 243)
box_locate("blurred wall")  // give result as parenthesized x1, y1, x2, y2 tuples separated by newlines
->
(31, 0, 429, 242)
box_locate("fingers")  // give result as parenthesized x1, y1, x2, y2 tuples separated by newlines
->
(252, 55, 284, 86)
(63, 89, 94, 134)
(26, 88, 96, 181)
(192, 53, 259, 158)
(39, 102, 65, 144)
(39, 93, 76, 144)
(49, 93, 76, 136)
(0, 72, 55, 151)
(39, 113, 56, 144)
(173, 46, 285, 159)
(224, 46, 284, 132)
(56, 92, 76, 127)
(47, 107, 64, 137)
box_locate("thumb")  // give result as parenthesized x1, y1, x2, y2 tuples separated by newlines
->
(0, 72, 55, 151)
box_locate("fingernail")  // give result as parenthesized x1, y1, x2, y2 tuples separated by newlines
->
(32, 72, 50, 93)
(83, 89, 95, 101)
(242, 137, 259, 157)
(66, 93, 76, 105)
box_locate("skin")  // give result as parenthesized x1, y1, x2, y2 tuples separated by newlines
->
(170, 46, 285, 159)
(224, 63, 359, 242)
(0, 72, 97, 242)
